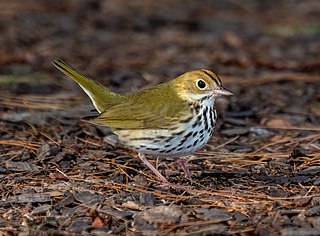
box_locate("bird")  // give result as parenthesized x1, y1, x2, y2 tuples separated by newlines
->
(52, 59, 233, 184)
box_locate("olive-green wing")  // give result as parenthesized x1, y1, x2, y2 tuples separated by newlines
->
(89, 84, 189, 129)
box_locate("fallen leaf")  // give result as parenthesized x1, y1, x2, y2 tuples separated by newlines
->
(92, 215, 104, 228)
(261, 117, 292, 128)
(48, 172, 68, 180)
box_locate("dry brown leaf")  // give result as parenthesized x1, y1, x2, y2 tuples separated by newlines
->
(92, 216, 104, 228)
(261, 117, 292, 129)
(48, 172, 68, 180)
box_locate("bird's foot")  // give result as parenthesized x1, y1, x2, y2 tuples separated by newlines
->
(137, 154, 193, 190)
(175, 158, 193, 184)
(138, 153, 169, 184)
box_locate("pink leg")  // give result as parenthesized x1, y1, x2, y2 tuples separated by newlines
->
(138, 153, 169, 183)
(175, 158, 192, 183)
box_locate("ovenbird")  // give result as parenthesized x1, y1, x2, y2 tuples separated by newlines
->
(53, 59, 233, 183)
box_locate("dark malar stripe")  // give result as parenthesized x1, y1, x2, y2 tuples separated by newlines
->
(199, 96, 211, 103)
(194, 104, 200, 113)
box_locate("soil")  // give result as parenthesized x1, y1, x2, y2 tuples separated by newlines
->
(0, 0, 319, 235)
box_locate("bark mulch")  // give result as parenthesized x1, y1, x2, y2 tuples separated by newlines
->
(0, 1, 319, 235)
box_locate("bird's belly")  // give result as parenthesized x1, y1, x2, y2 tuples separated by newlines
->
(115, 122, 214, 156)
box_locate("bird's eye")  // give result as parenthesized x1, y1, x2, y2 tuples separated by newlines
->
(196, 79, 207, 89)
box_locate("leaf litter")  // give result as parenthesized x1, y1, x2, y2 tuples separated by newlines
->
(0, 0, 319, 235)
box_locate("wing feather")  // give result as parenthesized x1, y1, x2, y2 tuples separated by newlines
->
(89, 83, 189, 129)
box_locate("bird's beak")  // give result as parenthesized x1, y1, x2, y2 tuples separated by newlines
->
(213, 87, 234, 96)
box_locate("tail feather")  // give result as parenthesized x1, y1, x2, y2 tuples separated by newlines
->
(52, 59, 123, 113)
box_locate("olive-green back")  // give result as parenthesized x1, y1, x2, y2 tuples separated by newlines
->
(91, 82, 189, 129)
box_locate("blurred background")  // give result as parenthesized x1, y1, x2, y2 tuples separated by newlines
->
(1, 0, 319, 119)
(0, 1, 320, 234)
(0, 1, 318, 80)
(1, 0, 319, 122)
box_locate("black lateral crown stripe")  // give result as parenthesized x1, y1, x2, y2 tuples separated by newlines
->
(201, 70, 221, 85)
(216, 75, 222, 85)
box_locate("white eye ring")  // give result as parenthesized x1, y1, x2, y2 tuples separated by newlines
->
(196, 79, 207, 90)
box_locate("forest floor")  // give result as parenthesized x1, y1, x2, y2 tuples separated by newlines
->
(0, 0, 319, 235)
